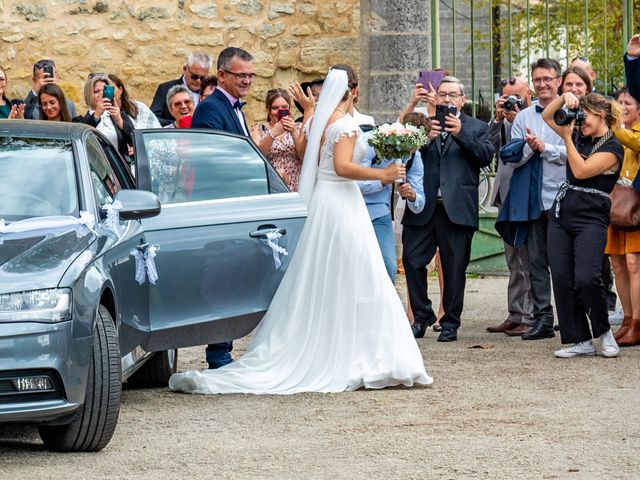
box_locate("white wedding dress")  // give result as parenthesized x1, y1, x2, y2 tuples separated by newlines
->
(168, 113, 432, 395)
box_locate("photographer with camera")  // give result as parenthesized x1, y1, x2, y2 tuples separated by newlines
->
(250, 88, 303, 191)
(485, 77, 536, 336)
(509, 58, 567, 341)
(541, 92, 624, 358)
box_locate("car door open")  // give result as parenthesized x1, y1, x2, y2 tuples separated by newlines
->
(133, 129, 307, 352)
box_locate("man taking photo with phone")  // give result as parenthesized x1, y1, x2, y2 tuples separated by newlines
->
(23, 59, 77, 120)
(402, 76, 494, 342)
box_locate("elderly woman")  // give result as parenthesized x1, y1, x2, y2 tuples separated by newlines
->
(73, 74, 134, 161)
(0, 66, 24, 119)
(164, 85, 195, 129)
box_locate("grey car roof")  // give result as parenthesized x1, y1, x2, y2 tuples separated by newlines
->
(0, 119, 93, 141)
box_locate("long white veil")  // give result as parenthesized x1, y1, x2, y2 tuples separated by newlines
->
(297, 69, 349, 206)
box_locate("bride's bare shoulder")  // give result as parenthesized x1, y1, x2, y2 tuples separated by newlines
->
(325, 111, 346, 128)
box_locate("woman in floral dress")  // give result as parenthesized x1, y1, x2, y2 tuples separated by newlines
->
(251, 88, 304, 191)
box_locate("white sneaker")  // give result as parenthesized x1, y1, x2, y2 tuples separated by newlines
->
(599, 329, 620, 358)
(554, 340, 596, 358)
(608, 307, 625, 325)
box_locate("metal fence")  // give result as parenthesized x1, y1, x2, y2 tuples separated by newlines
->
(431, 0, 637, 120)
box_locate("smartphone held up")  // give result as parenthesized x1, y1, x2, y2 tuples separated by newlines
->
(103, 85, 115, 103)
(276, 108, 290, 121)
(417, 69, 445, 91)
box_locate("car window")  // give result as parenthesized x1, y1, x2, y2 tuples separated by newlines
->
(86, 135, 122, 205)
(97, 136, 135, 189)
(0, 137, 78, 221)
(139, 131, 286, 204)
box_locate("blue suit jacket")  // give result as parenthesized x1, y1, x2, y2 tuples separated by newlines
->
(191, 88, 248, 135)
(495, 139, 543, 247)
(625, 54, 640, 104)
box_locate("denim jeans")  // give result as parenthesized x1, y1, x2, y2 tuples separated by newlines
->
(372, 213, 397, 282)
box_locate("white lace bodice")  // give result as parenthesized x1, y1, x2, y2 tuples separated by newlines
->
(317, 114, 367, 182)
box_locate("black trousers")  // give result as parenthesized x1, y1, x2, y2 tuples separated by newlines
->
(548, 192, 611, 344)
(403, 203, 474, 331)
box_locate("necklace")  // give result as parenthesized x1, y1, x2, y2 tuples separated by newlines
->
(335, 107, 346, 116)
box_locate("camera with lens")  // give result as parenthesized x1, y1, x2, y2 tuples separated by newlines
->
(502, 95, 522, 112)
(553, 107, 586, 126)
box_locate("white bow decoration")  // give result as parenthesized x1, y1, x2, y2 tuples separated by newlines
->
(101, 200, 123, 236)
(0, 213, 99, 245)
(130, 244, 160, 285)
(265, 231, 288, 269)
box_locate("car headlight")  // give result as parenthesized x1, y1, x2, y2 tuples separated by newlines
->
(0, 288, 72, 323)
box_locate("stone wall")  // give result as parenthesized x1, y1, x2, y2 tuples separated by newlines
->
(0, 0, 360, 122)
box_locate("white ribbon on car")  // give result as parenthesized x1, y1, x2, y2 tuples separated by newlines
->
(130, 244, 160, 285)
(0, 212, 99, 245)
(101, 200, 123, 236)
(265, 231, 288, 269)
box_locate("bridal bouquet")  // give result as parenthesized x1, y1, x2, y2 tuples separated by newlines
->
(368, 122, 429, 163)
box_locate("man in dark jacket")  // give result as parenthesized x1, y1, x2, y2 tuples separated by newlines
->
(403, 76, 494, 342)
(150, 52, 212, 126)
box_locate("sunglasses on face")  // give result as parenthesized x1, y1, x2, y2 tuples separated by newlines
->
(500, 77, 517, 87)
(186, 67, 205, 82)
(35, 60, 55, 69)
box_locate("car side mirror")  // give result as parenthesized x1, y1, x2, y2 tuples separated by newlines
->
(103, 189, 161, 220)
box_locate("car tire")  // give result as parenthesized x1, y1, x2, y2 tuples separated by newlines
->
(38, 305, 121, 452)
(127, 349, 178, 388)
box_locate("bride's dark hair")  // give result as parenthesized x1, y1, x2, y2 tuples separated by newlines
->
(330, 64, 358, 102)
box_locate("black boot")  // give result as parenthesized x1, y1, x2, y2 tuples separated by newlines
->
(521, 320, 555, 340)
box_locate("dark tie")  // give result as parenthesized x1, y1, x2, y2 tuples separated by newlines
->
(535, 105, 544, 114)
(234, 100, 246, 110)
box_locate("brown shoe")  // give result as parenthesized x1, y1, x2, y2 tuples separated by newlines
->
(617, 317, 640, 347)
(614, 316, 632, 341)
(486, 319, 519, 333)
(505, 323, 533, 336)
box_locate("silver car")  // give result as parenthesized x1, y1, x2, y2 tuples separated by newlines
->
(0, 121, 306, 451)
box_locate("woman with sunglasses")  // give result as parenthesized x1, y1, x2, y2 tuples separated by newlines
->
(0, 66, 25, 119)
(38, 84, 72, 122)
(542, 92, 624, 358)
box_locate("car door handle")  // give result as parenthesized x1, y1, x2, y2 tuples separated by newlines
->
(249, 227, 286, 239)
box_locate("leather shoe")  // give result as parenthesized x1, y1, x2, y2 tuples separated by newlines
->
(412, 321, 428, 338)
(505, 323, 533, 336)
(521, 321, 555, 340)
(432, 323, 442, 332)
(437, 328, 458, 342)
(486, 319, 519, 333)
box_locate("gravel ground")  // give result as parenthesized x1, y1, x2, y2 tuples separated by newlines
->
(1, 276, 639, 479)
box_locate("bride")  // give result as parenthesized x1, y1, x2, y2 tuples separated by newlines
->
(169, 67, 432, 394)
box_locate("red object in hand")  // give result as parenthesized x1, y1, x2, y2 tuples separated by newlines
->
(178, 115, 193, 128)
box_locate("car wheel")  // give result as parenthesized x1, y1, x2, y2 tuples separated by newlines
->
(127, 349, 178, 388)
(38, 305, 121, 452)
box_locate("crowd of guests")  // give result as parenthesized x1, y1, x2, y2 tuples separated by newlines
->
(2, 35, 640, 362)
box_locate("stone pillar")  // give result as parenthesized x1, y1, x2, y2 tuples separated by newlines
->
(359, 1, 432, 124)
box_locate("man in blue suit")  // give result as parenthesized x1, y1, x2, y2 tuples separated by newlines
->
(192, 47, 255, 369)
(192, 47, 254, 134)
